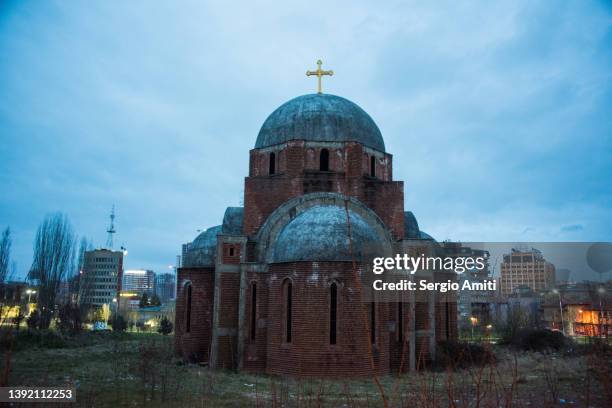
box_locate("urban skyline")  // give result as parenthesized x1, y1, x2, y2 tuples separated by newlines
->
(1, 1, 611, 279)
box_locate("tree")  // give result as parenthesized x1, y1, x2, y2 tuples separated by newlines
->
(13, 312, 24, 331)
(157, 316, 173, 335)
(100, 304, 111, 323)
(26, 310, 40, 329)
(56, 303, 82, 333)
(112, 315, 127, 332)
(73, 237, 93, 303)
(150, 294, 161, 306)
(0, 227, 11, 284)
(29, 213, 76, 329)
(139, 292, 149, 308)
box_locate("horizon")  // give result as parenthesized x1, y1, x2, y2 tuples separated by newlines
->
(1, 0, 611, 280)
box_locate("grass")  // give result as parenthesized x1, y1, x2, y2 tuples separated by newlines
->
(4, 330, 611, 407)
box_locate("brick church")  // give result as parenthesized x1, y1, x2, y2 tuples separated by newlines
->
(175, 74, 458, 377)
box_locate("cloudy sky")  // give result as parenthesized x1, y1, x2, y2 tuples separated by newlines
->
(1, 0, 611, 280)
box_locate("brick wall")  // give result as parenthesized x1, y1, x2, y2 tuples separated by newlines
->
(243, 272, 269, 372)
(265, 261, 390, 378)
(217, 272, 240, 368)
(174, 267, 214, 363)
(243, 142, 403, 238)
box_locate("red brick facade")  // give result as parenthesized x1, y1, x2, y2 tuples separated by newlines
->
(175, 94, 458, 377)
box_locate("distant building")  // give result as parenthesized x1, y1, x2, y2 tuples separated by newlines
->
(443, 242, 501, 326)
(135, 301, 175, 329)
(500, 248, 555, 298)
(507, 285, 544, 327)
(542, 281, 611, 337)
(122, 269, 155, 296)
(79, 249, 123, 307)
(155, 273, 176, 303)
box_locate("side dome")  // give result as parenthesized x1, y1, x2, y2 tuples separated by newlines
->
(184, 225, 221, 267)
(273, 205, 382, 263)
(222, 207, 243, 234)
(255, 94, 385, 152)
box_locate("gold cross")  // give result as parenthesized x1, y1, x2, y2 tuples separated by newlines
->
(306, 59, 333, 94)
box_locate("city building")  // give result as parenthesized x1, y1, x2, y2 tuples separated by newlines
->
(135, 302, 176, 330)
(0, 281, 35, 319)
(175, 84, 458, 377)
(79, 249, 123, 307)
(500, 248, 555, 298)
(122, 269, 155, 296)
(442, 242, 501, 327)
(542, 281, 611, 337)
(507, 285, 544, 327)
(155, 273, 176, 303)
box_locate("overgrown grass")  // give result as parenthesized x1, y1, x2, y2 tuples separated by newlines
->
(4, 331, 611, 407)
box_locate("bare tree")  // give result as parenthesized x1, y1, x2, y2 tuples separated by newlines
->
(0, 227, 11, 284)
(28, 213, 76, 329)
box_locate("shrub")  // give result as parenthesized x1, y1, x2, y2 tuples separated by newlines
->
(26, 310, 40, 329)
(509, 329, 567, 352)
(112, 315, 127, 332)
(434, 340, 495, 370)
(10, 330, 69, 350)
(158, 317, 173, 335)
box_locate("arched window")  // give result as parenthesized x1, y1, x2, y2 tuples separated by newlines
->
(282, 280, 292, 343)
(320, 149, 329, 171)
(185, 284, 192, 333)
(269, 152, 276, 175)
(370, 302, 376, 345)
(330, 282, 338, 345)
(370, 155, 376, 177)
(250, 282, 257, 341)
(445, 302, 451, 339)
(397, 302, 404, 343)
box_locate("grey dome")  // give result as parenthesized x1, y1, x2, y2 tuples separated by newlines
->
(404, 211, 420, 239)
(184, 225, 221, 267)
(273, 205, 382, 263)
(255, 94, 385, 151)
(403, 211, 435, 241)
(222, 207, 243, 235)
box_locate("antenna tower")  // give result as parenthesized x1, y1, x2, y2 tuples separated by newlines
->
(106, 205, 116, 249)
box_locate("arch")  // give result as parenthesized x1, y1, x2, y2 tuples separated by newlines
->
(185, 283, 193, 333)
(397, 302, 404, 343)
(255, 192, 394, 264)
(282, 279, 293, 343)
(320, 148, 329, 171)
(370, 302, 376, 345)
(370, 155, 376, 177)
(269, 152, 276, 175)
(330, 282, 338, 345)
(250, 281, 257, 341)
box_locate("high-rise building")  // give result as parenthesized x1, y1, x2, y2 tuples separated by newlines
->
(442, 242, 500, 325)
(122, 269, 155, 295)
(155, 272, 176, 303)
(500, 248, 555, 298)
(79, 249, 123, 307)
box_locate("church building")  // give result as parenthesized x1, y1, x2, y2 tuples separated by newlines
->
(175, 62, 457, 377)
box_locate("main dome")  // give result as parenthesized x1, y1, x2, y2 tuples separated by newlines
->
(255, 94, 385, 152)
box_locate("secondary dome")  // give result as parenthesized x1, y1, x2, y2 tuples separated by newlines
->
(255, 94, 385, 152)
(273, 205, 382, 263)
(184, 225, 221, 267)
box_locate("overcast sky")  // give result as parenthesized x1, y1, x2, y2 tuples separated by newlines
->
(1, 0, 611, 280)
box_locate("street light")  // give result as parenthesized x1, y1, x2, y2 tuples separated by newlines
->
(25, 289, 36, 303)
(470, 316, 478, 341)
(552, 289, 565, 336)
(597, 286, 606, 338)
